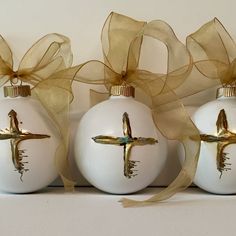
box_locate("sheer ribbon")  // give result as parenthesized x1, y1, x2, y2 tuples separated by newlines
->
(72, 12, 201, 206)
(0, 34, 75, 189)
(187, 18, 236, 87)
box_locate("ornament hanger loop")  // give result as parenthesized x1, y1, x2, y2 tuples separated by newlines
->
(10, 72, 22, 87)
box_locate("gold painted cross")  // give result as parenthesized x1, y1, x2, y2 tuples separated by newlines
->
(200, 109, 236, 177)
(92, 112, 158, 178)
(0, 109, 50, 180)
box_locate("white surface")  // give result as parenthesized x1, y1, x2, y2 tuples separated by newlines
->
(0, 187, 236, 236)
(0, 0, 234, 186)
(75, 95, 167, 194)
(0, 96, 59, 193)
(193, 96, 236, 194)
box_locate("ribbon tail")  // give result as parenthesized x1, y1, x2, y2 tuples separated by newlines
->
(120, 172, 191, 207)
(120, 136, 199, 207)
(55, 140, 76, 191)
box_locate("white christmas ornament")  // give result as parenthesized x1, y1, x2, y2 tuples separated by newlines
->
(0, 85, 59, 193)
(193, 86, 236, 194)
(75, 85, 167, 194)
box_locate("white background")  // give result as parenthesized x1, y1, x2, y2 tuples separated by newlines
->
(0, 0, 234, 186)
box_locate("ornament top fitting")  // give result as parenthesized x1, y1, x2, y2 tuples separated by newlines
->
(109, 84, 135, 98)
(216, 86, 236, 99)
(4, 85, 31, 98)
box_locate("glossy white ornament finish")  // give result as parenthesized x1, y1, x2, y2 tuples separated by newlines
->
(193, 95, 236, 194)
(75, 95, 167, 194)
(0, 96, 59, 193)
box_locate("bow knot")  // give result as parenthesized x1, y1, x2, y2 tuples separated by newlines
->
(119, 70, 135, 85)
(121, 70, 126, 78)
(10, 71, 18, 79)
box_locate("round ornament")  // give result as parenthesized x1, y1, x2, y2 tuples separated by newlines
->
(75, 85, 167, 194)
(192, 86, 236, 194)
(0, 85, 59, 193)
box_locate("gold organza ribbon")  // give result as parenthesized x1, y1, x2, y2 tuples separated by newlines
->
(0, 34, 75, 189)
(72, 12, 201, 206)
(186, 18, 236, 88)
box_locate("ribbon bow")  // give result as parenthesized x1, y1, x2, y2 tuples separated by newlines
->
(72, 12, 200, 207)
(0, 33, 75, 189)
(186, 18, 236, 89)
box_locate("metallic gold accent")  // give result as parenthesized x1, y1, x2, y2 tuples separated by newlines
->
(0, 109, 50, 180)
(92, 112, 158, 178)
(200, 109, 236, 177)
(4, 85, 31, 98)
(216, 86, 236, 99)
(110, 85, 135, 97)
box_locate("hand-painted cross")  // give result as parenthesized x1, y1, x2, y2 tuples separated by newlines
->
(92, 112, 158, 178)
(0, 109, 50, 180)
(200, 109, 236, 177)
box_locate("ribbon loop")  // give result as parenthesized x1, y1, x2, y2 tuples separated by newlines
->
(186, 18, 236, 89)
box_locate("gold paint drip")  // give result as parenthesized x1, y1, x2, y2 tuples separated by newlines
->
(216, 86, 236, 99)
(4, 85, 31, 98)
(110, 85, 135, 97)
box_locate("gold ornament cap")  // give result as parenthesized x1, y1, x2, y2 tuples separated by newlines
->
(110, 85, 135, 97)
(216, 86, 236, 99)
(4, 85, 31, 98)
